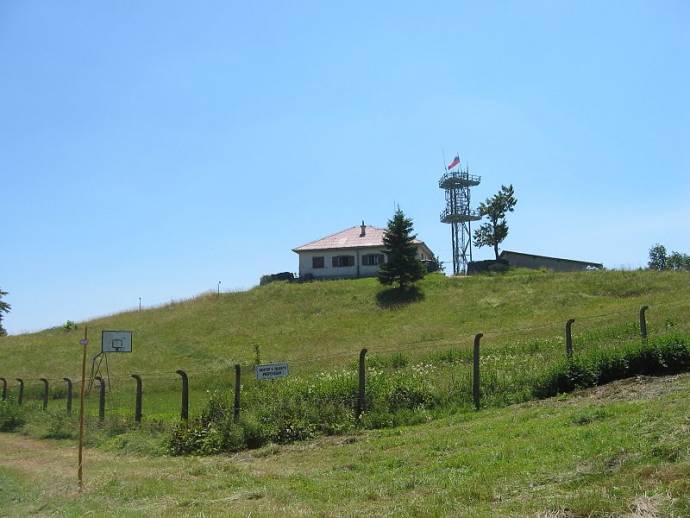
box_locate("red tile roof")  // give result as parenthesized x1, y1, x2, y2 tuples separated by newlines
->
(293, 225, 424, 252)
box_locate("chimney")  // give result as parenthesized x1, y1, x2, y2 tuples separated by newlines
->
(360, 220, 366, 237)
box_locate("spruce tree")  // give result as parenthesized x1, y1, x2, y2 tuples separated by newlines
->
(378, 209, 425, 289)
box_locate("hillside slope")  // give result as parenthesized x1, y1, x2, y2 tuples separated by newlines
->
(1, 373, 689, 516)
(1, 270, 690, 381)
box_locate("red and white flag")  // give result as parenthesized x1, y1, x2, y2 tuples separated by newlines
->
(447, 155, 460, 170)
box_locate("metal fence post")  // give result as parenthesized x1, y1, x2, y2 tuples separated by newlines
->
(63, 378, 73, 416)
(565, 319, 575, 359)
(131, 375, 142, 424)
(40, 378, 49, 410)
(95, 376, 106, 422)
(0, 378, 6, 401)
(357, 348, 368, 418)
(176, 370, 189, 421)
(16, 378, 24, 405)
(473, 334, 483, 411)
(233, 364, 241, 423)
(639, 305, 649, 342)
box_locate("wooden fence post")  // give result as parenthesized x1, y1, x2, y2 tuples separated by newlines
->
(16, 378, 24, 405)
(0, 378, 6, 401)
(176, 370, 189, 421)
(473, 334, 483, 411)
(63, 378, 73, 416)
(233, 364, 241, 423)
(565, 319, 575, 359)
(357, 348, 368, 418)
(95, 376, 106, 422)
(40, 378, 49, 410)
(131, 375, 143, 424)
(639, 305, 649, 342)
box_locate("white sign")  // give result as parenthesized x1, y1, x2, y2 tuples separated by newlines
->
(102, 330, 133, 353)
(255, 362, 289, 380)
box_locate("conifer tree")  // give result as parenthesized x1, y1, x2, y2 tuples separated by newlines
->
(378, 209, 425, 289)
(473, 184, 517, 260)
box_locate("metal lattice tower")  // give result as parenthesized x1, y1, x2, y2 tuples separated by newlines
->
(439, 163, 481, 275)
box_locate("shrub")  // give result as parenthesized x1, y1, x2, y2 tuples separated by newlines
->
(533, 337, 690, 398)
(168, 391, 246, 455)
(385, 378, 435, 411)
(168, 333, 690, 456)
(43, 411, 75, 439)
(63, 320, 77, 331)
(0, 400, 26, 432)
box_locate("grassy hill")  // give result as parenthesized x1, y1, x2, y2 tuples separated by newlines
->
(2, 269, 690, 382)
(2, 269, 690, 515)
(0, 268, 689, 426)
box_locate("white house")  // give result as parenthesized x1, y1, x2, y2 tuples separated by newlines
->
(293, 222, 435, 279)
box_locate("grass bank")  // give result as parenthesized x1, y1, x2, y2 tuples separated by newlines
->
(1, 374, 689, 516)
(1, 269, 689, 454)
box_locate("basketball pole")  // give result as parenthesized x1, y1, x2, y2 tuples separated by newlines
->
(78, 326, 88, 492)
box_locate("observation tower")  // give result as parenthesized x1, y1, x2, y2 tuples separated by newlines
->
(439, 158, 481, 275)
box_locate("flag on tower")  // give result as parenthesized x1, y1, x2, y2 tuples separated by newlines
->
(447, 155, 460, 170)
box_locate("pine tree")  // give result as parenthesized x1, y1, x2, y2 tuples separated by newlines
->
(378, 209, 426, 289)
(473, 184, 517, 260)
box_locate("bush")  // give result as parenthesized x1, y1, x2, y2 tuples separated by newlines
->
(0, 400, 26, 432)
(534, 337, 690, 398)
(63, 320, 77, 331)
(43, 411, 75, 439)
(168, 334, 690, 456)
(169, 363, 441, 455)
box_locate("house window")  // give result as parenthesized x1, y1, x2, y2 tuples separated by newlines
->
(312, 256, 325, 269)
(362, 254, 385, 266)
(332, 255, 355, 267)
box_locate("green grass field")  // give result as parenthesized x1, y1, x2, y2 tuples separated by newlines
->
(3, 269, 690, 374)
(1, 374, 688, 516)
(2, 269, 690, 515)
(1, 269, 690, 422)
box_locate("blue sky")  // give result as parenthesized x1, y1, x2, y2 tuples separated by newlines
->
(2, 1, 689, 334)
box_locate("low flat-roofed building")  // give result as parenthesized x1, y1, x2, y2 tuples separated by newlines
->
(499, 250, 603, 272)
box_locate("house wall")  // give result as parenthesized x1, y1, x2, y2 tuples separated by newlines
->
(297, 246, 431, 279)
(501, 252, 602, 272)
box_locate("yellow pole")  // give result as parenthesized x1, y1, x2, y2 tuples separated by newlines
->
(78, 326, 88, 491)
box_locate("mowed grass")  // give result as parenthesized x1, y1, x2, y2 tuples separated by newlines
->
(1, 374, 689, 517)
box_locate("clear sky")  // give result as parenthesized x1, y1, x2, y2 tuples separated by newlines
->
(2, 1, 689, 334)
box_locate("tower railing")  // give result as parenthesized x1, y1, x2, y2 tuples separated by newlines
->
(440, 208, 481, 222)
(439, 170, 481, 188)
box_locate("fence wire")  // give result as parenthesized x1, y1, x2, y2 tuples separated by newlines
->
(2, 300, 688, 429)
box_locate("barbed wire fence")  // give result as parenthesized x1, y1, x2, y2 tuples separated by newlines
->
(1, 299, 689, 435)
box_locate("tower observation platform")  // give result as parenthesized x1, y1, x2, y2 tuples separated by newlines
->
(439, 165, 481, 275)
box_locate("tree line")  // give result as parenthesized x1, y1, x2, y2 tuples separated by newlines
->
(648, 244, 690, 271)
